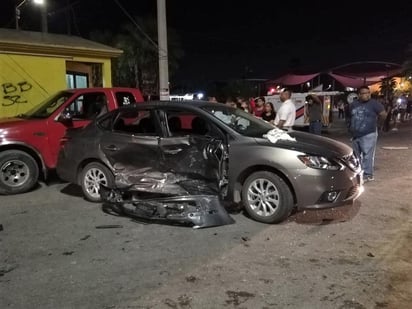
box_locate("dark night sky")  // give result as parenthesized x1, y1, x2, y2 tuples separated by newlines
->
(2, 0, 412, 85)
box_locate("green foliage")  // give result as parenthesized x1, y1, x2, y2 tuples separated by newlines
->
(89, 16, 184, 96)
(379, 77, 397, 99)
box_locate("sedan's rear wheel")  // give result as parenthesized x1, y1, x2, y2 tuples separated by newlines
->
(242, 171, 293, 223)
(0, 150, 39, 195)
(80, 162, 114, 202)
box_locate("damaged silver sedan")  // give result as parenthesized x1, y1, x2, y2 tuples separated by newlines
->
(56, 101, 363, 228)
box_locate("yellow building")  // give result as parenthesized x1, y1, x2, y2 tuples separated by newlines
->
(0, 28, 122, 117)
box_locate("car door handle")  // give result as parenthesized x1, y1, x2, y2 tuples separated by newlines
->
(163, 148, 182, 154)
(104, 145, 119, 151)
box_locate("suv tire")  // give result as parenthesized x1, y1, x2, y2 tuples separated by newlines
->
(0, 150, 39, 195)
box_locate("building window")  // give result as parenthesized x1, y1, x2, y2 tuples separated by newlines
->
(66, 71, 89, 88)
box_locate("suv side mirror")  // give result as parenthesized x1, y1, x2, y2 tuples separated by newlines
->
(57, 110, 73, 125)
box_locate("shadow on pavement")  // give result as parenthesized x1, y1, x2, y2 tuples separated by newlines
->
(60, 183, 83, 198)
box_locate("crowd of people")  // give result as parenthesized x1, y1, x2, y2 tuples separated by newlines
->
(208, 88, 296, 130)
(379, 93, 412, 131)
(333, 93, 412, 132)
(208, 85, 406, 183)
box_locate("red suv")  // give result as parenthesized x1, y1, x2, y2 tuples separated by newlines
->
(0, 87, 143, 195)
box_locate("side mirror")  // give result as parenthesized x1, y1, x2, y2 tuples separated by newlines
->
(57, 110, 73, 125)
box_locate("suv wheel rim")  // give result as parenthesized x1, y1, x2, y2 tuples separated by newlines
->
(84, 168, 107, 198)
(247, 178, 279, 217)
(0, 160, 30, 187)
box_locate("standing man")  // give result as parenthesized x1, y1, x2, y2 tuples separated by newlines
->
(305, 94, 323, 135)
(337, 99, 345, 119)
(274, 88, 296, 130)
(348, 86, 387, 182)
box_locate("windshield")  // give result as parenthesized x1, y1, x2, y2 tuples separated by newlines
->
(19, 91, 73, 119)
(202, 105, 274, 137)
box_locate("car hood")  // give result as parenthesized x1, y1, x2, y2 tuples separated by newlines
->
(0, 117, 27, 125)
(255, 129, 352, 157)
(0, 117, 46, 136)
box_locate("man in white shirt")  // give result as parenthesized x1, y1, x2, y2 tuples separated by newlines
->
(274, 89, 296, 129)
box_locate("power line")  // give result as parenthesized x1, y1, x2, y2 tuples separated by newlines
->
(111, 0, 158, 51)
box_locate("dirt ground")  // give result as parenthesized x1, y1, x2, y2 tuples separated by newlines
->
(123, 121, 412, 308)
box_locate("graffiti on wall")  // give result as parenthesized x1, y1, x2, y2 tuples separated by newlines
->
(2, 81, 33, 106)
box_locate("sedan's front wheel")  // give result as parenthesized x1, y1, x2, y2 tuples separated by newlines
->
(80, 162, 114, 202)
(242, 171, 293, 224)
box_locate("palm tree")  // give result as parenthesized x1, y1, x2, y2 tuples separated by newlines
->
(379, 77, 397, 101)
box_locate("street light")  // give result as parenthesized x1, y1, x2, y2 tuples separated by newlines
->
(15, 0, 45, 30)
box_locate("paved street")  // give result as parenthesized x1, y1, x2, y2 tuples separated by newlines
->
(1, 117, 411, 309)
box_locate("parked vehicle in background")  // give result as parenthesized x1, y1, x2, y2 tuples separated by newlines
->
(0, 87, 144, 195)
(264, 91, 342, 127)
(56, 101, 363, 227)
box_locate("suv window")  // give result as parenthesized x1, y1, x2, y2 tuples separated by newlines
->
(115, 92, 136, 106)
(66, 92, 108, 120)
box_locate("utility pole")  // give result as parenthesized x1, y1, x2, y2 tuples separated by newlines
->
(157, 0, 169, 100)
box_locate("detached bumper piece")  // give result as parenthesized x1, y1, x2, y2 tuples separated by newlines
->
(100, 186, 235, 229)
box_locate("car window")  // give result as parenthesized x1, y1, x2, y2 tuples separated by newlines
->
(115, 92, 137, 106)
(164, 110, 207, 136)
(164, 109, 223, 139)
(20, 91, 72, 119)
(97, 113, 113, 131)
(65, 92, 108, 120)
(112, 109, 157, 135)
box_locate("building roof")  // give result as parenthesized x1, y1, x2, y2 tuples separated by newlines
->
(0, 28, 122, 58)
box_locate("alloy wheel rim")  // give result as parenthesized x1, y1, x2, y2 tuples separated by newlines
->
(0, 160, 30, 187)
(247, 178, 280, 217)
(84, 168, 107, 198)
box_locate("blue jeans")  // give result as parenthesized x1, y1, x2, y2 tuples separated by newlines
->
(309, 121, 322, 135)
(351, 131, 378, 177)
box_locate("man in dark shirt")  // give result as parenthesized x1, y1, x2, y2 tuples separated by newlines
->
(348, 86, 387, 182)
(305, 94, 323, 135)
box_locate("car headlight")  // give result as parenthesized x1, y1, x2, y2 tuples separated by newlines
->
(298, 155, 342, 171)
